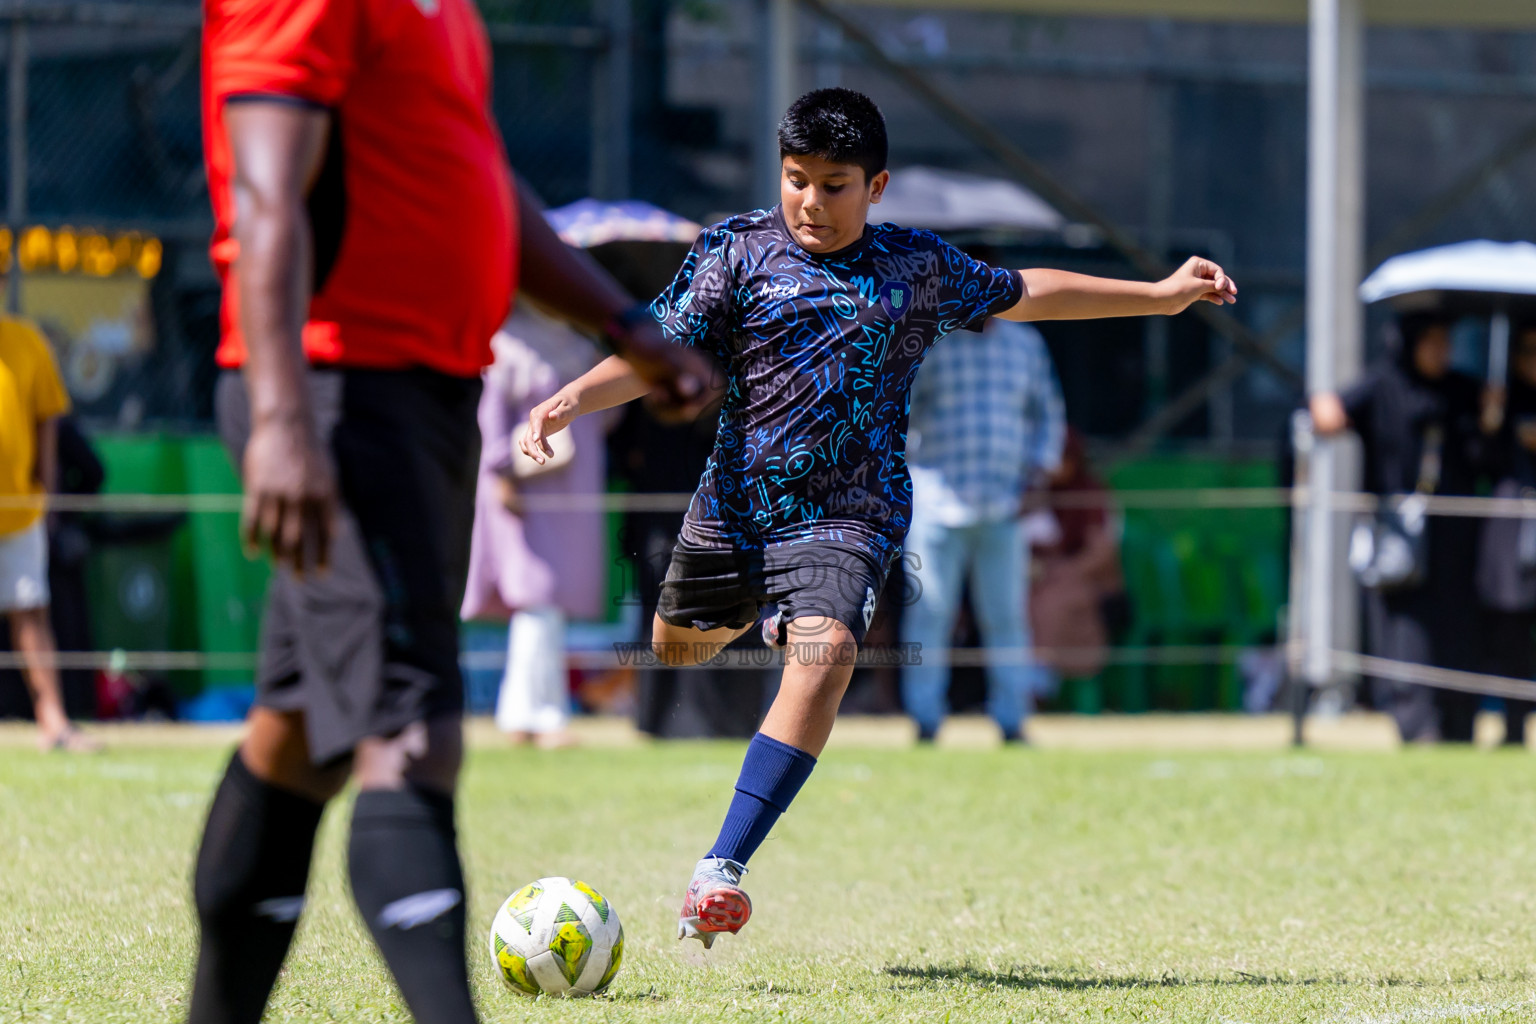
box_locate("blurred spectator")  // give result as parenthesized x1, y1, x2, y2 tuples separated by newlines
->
(461, 306, 617, 747)
(1028, 428, 1128, 688)
(1310, 313, 1489, 743)
(902, 306, 1065, 743)
(0, 414, 105, 719)
(1476, 319, 1536, 746)
(48, 416, 104, 716)
(0, 318, 98, 750)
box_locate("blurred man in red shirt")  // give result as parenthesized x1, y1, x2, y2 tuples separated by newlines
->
(191, 0, 709, 1021)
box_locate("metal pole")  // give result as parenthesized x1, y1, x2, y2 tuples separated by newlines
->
(1301, 0, 1366, 697)
(1303, 0, 1344, 691)
(7, 18, 25, 314)
(590, 0, 631, 199)
(1330, 0, 1365, 695)
(1288, 411, 1315, 745)
(755, 0, 795, 208)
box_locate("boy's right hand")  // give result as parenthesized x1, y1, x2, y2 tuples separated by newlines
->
(521, 391, 580, 466)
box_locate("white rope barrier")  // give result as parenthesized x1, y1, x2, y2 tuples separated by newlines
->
(5, 487, 1536, 517)
(1326, 650, 1536, 703)
(0, 644, 1265, 673)
(5, 647, 1534, 706)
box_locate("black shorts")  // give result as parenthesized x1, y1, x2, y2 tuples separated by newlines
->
(655, 537, 891, 644)
(216, 368, 480, 765)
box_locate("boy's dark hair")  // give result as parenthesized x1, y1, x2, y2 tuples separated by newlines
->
(777, 88, 888, 181)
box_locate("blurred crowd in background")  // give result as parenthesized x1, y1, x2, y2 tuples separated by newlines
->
(4, 2, 1536, 745)
(8, 210, 1536, 751)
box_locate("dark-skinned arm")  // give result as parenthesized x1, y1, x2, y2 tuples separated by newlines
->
(225, 100, 338, 576)
(512, 178, 716, 414)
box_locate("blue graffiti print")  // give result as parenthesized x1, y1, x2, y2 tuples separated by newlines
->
(651, 206, 1022, 560)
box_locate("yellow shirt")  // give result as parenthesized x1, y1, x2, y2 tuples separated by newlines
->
(0, 319, 71, 537)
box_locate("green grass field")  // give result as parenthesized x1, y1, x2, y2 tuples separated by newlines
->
(6, 721, 1536, 1023)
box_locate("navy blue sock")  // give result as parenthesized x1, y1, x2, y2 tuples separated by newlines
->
(707, 733, 817, 865)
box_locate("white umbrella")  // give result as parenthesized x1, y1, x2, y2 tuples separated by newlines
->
(871, 165, 1064, 233)
(1359, 240, 1536, 304)
(1359, 240, 1536, 385)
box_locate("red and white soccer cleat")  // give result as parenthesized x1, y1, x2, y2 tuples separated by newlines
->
(761, 609, 787, 650)
(678, 856, 752, 948)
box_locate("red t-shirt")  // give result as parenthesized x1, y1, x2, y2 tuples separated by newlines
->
(202, 0, 517, 376)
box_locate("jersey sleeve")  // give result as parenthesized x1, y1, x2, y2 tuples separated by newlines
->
(25, 326, 70, 421)
(650, 224, 738, 362)
(928, 235, 1025, 336)
(204, 0, 364, 108)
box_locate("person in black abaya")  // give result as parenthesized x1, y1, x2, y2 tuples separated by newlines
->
(1311, 313, 1489, 743)
(1477, 320, 1536, 746)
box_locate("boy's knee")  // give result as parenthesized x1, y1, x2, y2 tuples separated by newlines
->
(650, 638, 694, 667)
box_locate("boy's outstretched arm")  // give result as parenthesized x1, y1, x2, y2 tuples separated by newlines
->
(997, 256, 1237, 322)
(514, 177, 714, 414)
(518, 355, 650, 465)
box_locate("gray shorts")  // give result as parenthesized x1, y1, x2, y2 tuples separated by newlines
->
(0, 520, 48, 611)
(216, 368, 480, 765)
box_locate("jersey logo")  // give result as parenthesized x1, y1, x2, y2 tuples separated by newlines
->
(411, 0, 440, 14)
(878, 281, 912, 321)
(862, 586, 878, 629)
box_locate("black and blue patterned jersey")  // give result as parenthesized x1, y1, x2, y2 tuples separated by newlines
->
(651, 205, 1024, 560)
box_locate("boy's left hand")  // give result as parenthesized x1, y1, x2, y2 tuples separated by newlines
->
(1157, 256, 1238, 314)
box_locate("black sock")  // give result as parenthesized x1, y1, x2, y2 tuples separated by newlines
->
(348, 787, 477, 1024)
(189, 753, 325, 1024)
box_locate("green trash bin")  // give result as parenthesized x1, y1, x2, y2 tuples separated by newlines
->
(88, 433, 195, 694)
(88, 540, 178, 656)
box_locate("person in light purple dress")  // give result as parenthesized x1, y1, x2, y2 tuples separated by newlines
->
(461, 304, 618, 746)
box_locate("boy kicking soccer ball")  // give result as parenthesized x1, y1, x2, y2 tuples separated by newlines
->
(521, 88, 1237, 948)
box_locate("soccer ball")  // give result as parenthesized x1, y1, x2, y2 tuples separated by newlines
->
(488, 877, 624, 997)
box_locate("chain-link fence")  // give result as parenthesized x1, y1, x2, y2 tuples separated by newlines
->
(657, 3, 1536, 451)
(3, 2, 1535, 443)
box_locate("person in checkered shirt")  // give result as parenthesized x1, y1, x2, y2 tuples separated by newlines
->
(903, 247, 1067, 743)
